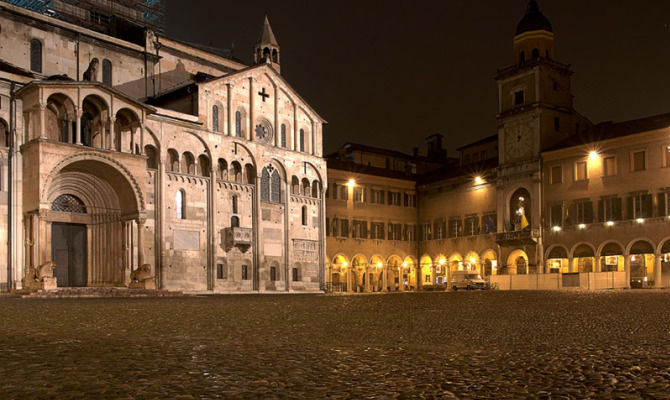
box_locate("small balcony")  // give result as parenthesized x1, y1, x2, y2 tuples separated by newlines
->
(496, 228, 540, 246)
(225, 227, 252, 247)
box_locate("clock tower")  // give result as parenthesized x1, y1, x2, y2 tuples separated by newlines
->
(494, 0, 590, 273)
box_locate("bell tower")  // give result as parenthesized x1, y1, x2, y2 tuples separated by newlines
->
(253, 15, 281, 73)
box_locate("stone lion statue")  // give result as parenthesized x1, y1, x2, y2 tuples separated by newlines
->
(130, 264, 153, 282)
(34, 261, 56, 281)
(82, 58, 99, 82)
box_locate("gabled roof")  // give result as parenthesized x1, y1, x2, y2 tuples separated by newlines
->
(545, 112, 670, 152)
(200, 63, 326, 123)
(257, 15, 279, 46)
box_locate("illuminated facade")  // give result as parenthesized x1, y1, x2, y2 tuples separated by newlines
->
(325, 0, 670, 291)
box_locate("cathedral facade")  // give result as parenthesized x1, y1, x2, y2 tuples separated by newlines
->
(0, 3, 326, 292)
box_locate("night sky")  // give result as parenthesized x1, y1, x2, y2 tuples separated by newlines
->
(166, 1, 670, 157)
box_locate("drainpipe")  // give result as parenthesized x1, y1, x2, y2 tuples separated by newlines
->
(7, 82, 15, 291)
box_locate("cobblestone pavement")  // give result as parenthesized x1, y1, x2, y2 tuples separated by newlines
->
(2, 291, 670, 399)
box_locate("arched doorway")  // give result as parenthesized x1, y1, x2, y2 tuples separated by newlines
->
(370, 255, 384, 292)
(420, 255, 433, 287)
(41, 157, 142, 287)
(628, 240, 655, 288)
(510, 188, 531, 231)
(402, 256, 417, 290)
(506, 249, 528, 275)
(573, 244, 595, 273)
(599, 242, 624, 272)
(331, 255, 349, 292)
(387, 256, 403, 291)
(481, 249, 497, 276)
(546, 246, 568, 273)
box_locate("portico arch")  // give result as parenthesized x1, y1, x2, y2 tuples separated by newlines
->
(370, 255, 384, 291)
(481, 249, 498, 276)
(597, 241, 624, 272)
(37, 155, 144, 287)
(402, 256, 417, 290)
(546, 245, 569, 273)
(571, 243, 596, 272)
(420, 255, 433, 287)
(506, 249, 528, 275)
(386, 255, 403, 291)
(627, 239, 656, 287)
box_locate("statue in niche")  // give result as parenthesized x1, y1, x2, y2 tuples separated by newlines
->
(82, 58, 99, 82)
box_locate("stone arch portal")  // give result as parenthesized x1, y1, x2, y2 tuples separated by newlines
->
(34, 158, 145, 288)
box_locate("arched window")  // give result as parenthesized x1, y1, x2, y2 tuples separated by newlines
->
(291, 176, 299, 195)
(102, 59, 112, 86)
(301, 206, 307, 226)
(231, 215, 239, 228)
(292, 267, 299, 282)
(30, 39, 42, 73)
(231, 162, 242, 183)
(280, 124, 286, 148)
(299, 129, 305, 152)
(510, 188, 531, 230)
(212, 105, 219, 132)
(182, 152, 195, 175)
(80, 112, 93, 147)
(270, 170, 281, 203)
(270, 265, 277, 281)
(176, 190, 186, 219)
(144, 145, 157, 169)
(232, 195, 238, 214)
(218, 158, 228, 180)
(168, 149, 179, 172)
(1, 119, 9, 147)
(260, 167, 270, 202)
(272, 49, 278, 63)
(263, 47, 270, 60)
(235, 111, 242, 137)
(244, 164, 256, 184)
(301, 178, 310, 196)
(51, 194, 86, 213)
(198, 154, 210, 177)
(311, 180, 320, 198)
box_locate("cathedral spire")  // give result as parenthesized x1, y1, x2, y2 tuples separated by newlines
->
(254, 15, 281, 73)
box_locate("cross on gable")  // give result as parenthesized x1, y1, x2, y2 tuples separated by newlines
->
(258, 87, 270, 102)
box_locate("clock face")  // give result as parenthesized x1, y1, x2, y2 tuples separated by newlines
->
(504, 123, 533, 161)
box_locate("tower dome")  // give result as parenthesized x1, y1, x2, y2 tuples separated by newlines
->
(516, 0, 552, 35)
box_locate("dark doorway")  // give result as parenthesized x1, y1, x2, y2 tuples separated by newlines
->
(52, 223, 87, 287)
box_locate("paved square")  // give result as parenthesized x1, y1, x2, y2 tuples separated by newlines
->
(2, 291, 670, 398)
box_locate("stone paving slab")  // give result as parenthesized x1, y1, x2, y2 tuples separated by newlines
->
(1, 291, 670, 398)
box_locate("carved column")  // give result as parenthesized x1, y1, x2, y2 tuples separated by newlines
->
(38, 104, 46, 139)
(655, 253, 662, 288)
(75, 108, 82, 145)
(136, 218, 145, 267)
(109, 117, 116, 151)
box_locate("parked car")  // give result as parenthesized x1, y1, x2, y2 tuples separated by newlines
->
(451, 271, 487, 290)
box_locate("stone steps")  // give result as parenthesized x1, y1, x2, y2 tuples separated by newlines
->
(20, 287, 193, 299)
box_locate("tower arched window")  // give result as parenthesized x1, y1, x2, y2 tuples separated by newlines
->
(102, 59, 112, 86)
(235, 111, 242, 137)
(301, 205, 307, 226)
(232, 195, 238, 214)
(30, 39, 42, 73)
(260, 167, 270, 202)
(212, 105, 219, 132)
(231, 215, 240, 228)
(176, 190, 186, 219)
(272, 49, 278, 63)
(280, 124, 286, 148)
(299, 129, 305, 152)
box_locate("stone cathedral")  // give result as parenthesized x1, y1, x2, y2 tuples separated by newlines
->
(0, 3, 327, 293)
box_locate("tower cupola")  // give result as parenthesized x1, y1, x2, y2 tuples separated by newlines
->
(513, 0, 554, 65)
(253, 15, 281, 73)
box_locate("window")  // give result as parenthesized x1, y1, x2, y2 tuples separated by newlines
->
(336, 184, 348, 200)
(235, 111, 242, 137)
(260, 168, 270, 202)
(339, 219, 349, 237)
(353, 187, 364, 203)
(371, 222, 385, 240)
(421, 223, 431, 240)
(574, 200, 594, 224)
(280, 124, 287, 148)
(627, 192, 652, 219)
(481, 213, 496, 234)
(657, 192, 670, 216)
(241, 265, 249, 280)
(425, 274, 431, 283)
(448, 218, 462, 238)
(299, 129, 305, 152)
(102, 59, 112, 86)
(231, 215, 240, 228)
(464, 216, 479, 236)
(301, 206, 308, 226)
(433, 218, 446, 240)
(292, 267, 299, 282)
(550, 165, 562, 184)
(212, 105, 219, 132)
(665, 146, 670, 167)
(603, 156, 616, 177)
(632, 150, 645, 171)
(387, 191, 401, 206)
(514, 90, 524, 106)
(574, 161, 587, 181)
(403, 193, 416, 208)
(599, 197, 622, 222)
(270, 266, 277, 281)
(371, 189, 385, 204)
(270, 170, 281, 203)
(232, 195, 238, 214)
(554, 117, 560, 131)
(388, 223, 402, 241)
(404, 224, 416, 241)
(216, 263, 225, 279)
(176, 190, 185, 219)
(550, 204, 562, 227)
(352, 220, 368, 239)
(30, 39, 42, 73)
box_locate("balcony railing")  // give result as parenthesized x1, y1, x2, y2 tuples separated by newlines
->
(224, 227, 252, 246)
(496, 228, 540, 246)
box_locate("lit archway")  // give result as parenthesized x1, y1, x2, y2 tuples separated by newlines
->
(546, 245, 569, 273)
(420, 255, 433, 287)
(506, 249, 528, 275)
